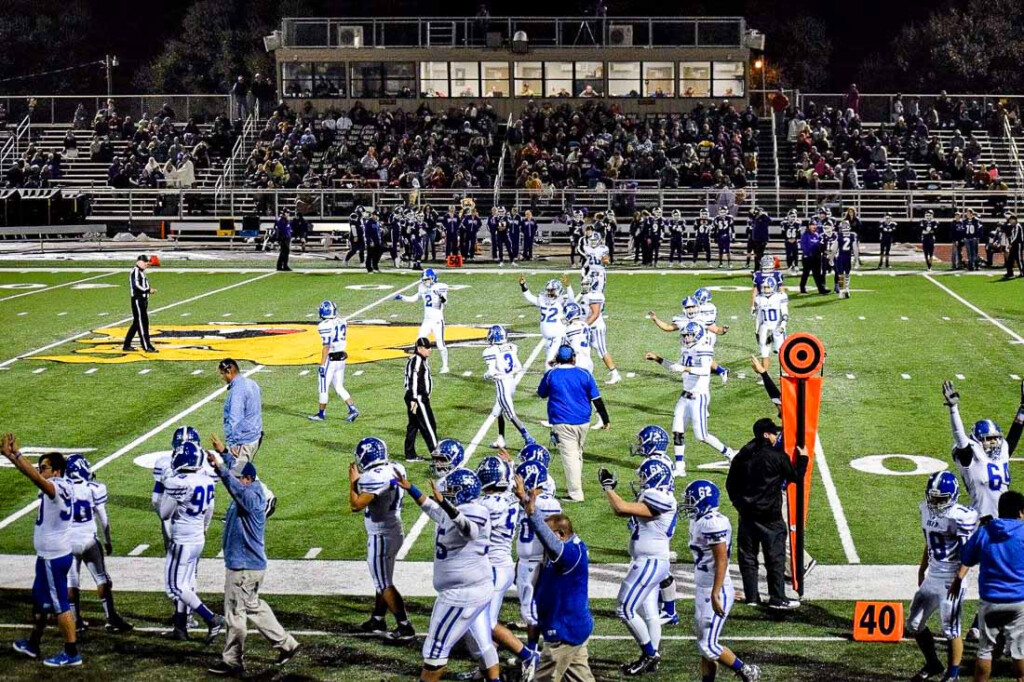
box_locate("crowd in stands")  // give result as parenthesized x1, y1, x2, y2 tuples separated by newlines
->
(784, 87, 1022, 191)
(506, 100, 759, 192)
(243, 101, 498, 209)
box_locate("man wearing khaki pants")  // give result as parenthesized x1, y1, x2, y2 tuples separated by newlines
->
(537, 345, 610, 502)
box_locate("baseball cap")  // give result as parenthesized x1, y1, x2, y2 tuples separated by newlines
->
(753, 417, 781, 438)
(138, 254, 161, 266)
(555, 344, 575, 364)
(239, 462, 257, 479)
(415, 337, 433, 349)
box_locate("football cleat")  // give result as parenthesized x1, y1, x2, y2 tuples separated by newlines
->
(346, 406, 360, 423)
(13, 640, 39, 659)
(911, 663, 946, 682)
(439, 366, 451, 374)
(738, 663, 761, 682)
(658, 611, 680, 626)
(359, 616, 387, 635)
(205, 615, 226, 645)
(307, 413, 326, 422)
(105, 617, 134, 633)
(43, 651, 83, 668)
(673, 461, 686, 478)
(622, 652, 660, 676)
(606, 369, 622, 385)
(386, 622, 416, 642)
(490, 436, 506, 449)
(521, 646, 540, 682)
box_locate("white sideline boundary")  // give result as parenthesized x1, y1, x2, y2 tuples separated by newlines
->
(0, 271, 118, 303)
(0, 271, 278, 369)
(396, 337, 547, 561)
(814, 438, 860, 564)
(0, 280, 417, 533)
(924, 274, 1024, 344)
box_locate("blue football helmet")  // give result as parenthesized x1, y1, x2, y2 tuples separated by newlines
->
(319, 300, 338, 319)
(172, 441, 203, 473)
(477, 456, 512, 491)
(431, 439, 466, 478)
(682, 479, 720, 519)
(637, 458, 674, 492)
(971, 419, 1004, 457)
(760, 276, 778, 295)
(355, 437, 389, 471)
(631, 425, 670, 459)
(170, 425, 201, 450)
(516, 460, 548, 491)
(925, 471, 960, 515)
(517, 443, 551, 469)
(441, 468, 481, 506)
(65, 454, 94, 482)
(487, 325, 507, 345)
(563, 302, 583, 324)
(694, 287, 712, 305)
(681, 320, 705, 348)
(681, 296, 700, 319)
(422, 268, 438, 284)
(544, 279, 564, 298)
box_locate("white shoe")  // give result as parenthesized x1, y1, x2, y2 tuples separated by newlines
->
(489, 437, 505, 449)
(439, 366, 450, 374)
(723, 448, 737, 462)
(673, 461, 686, 478)
(606, 370, 622, 385)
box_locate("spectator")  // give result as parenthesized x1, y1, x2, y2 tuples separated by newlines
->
(232, 75, 251, 120)
(536, 345, 611, 502)
(960, 491, 1024, 682)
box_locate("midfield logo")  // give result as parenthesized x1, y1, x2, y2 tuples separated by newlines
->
(33, 323, 488, 365)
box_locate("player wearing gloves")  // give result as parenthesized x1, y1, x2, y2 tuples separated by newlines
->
(482, 325, 535, 449)
(309, 300, 359, 422)
(397, 269, 451, 373)
(520, 275, 574, 366)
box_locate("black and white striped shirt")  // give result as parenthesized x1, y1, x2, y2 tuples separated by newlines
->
(130, 265, 150, 299)
(404, 352, 431, 399)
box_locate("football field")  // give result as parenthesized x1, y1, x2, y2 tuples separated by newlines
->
(0, 262, 1022, 679)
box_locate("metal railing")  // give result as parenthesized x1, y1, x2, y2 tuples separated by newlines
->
(793, 92, 1024, 124)
(214, 112, 257, 211)
(0, 115, 31, 183)
(281, 16, 745, 49)
(0, 95, 231, 127)
(1004, 115, 1024, 188)
(493, 113, 512, 204)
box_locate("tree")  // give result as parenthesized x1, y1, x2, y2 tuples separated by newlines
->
(0, 2, 101, 96)
(764, 16, 833, 91)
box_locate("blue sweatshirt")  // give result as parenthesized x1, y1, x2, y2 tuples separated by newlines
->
(961, 518, 1024, 603)
(216, 454, 268, 571)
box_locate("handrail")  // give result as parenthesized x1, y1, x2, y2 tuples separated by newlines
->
(1004, 116, 1024, 188)
(0, 95, 231, 127)
(493, 112, 512, 205)
(214, 112, 256, 212)
(770, 108, 780, 215)
(0, 115, 32, 183)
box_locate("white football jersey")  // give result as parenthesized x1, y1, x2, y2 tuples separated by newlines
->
(357, 462, 406, 535)
(628, 488, 678, 560)
(163, 470, 216, 544)
(479, 492, 518, 568)
(152, 454, 173, 492)
(516, 493, 562, 561)
(34, 477, 74, 559)
(70, 479, 108, 544)
(689, 510, 733, 589)
(318, 317, 348, 354)
(919, 501, 979, 580)
(525, 291, 570, 339)
(956, 442, 1010, 520)
(579, 290, 607, 329)
(483, 342, 521, 381)
(420, 282, 448, 319)
(583, 244, 608, 274)
(563, 321, 593, 371)
(432, 500, 492, 593)
(678, 339, 714, 394)
(755, 292, 789, 331)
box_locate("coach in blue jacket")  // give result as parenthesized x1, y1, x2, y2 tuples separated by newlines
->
(799, 223, 828, 295)
(537, 345, 610, 502)
(960, 490, 1024, 681)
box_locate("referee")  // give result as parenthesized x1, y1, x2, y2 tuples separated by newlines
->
(403, 337, 437, 462)
(122, 254, 159, 353)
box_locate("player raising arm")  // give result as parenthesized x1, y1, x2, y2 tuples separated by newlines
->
(649, 295, 729, 384)
(396, 269, 450, 373)
(520, 274, 574, 366)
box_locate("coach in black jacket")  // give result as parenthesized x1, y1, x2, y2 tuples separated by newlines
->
(726, 418, 805, 609)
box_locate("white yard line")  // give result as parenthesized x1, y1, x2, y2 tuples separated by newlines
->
(0, 271, 117, 303)
(397, 337, 546, 561)
(815, 437, 860, 564)
(0, 278, 414, 534)
(925, 274, 1024, 344)
(0, 271, 277, 369)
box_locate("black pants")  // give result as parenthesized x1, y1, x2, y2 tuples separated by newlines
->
(1007, 243, 1024, 277)
(366, 243, 382, 272)
(404, 393, 438, 459)
(693, 237, 711, 263)
(344, 240, 364, 264)
(737, 516, 788, 604)
(785, 241, 800, 269)
(800, 254, 827, 294)
(276, 239, 291, 270)
(752, 239, 768, 270)
(922, 237, 935, 268)
(879, 238, 892, 267)
(124, 296, 152, 349)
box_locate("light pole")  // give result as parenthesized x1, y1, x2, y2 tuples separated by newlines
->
(105, 55, 119, 98)
(753, 57, 766, 116)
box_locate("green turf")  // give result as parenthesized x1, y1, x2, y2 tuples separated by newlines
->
(4, 590, 1017, 681)
(0, 269, 1021, 566)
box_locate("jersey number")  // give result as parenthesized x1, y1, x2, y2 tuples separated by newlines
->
(519, 518, 534, 543)
(186, 484, 216, 516)
(542, 307, 558, 323)
(36, 494, 73, 526)
(927, 531, 948, 561)
(332, 324, 347, 344)
(503, 353, 515, 373)
(987, 462, 1011, 491)
(73, 500, 93, 524)
(764, 309, 779, 322)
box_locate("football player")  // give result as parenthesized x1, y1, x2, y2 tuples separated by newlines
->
(921, 210, 938, 271)
(598, 459, 677, 675)
(519, 275, 574, 366)
(431, 438, 467, 480)
(943, 380, 1023, 522)
(159, 442, 225, 642)
(396, 269, 450, 373)
(397, 468, 500, 682)
(646, 321, 736, 478)
(482, 325, 534, 449)
(579, 228, 609, 292)
(879, 213, 897, 269)
(309, 301, 359, 422)
(906, 471, 977, 682)
(714, 207, 735, 269)
(473, 456, 540, 680)
(648, 295, 729, 385)
(349, 437, 415, 641)
(153, 425, 199, 625)
(513, 457, 562, 653)
(578, 272, 622, 385)
(683, 480, 761, 682)
(562, 302, 594, 374)
(693, 209, 713, 264)
(834, 221, 860, 299)
(668, 210, 686, 265)
(782, 210, 802, 273)
(752, 278, 788, 371)
(65, 455, 132, 634)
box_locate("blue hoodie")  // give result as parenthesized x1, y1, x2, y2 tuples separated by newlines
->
(961, 518, 1024, 603)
